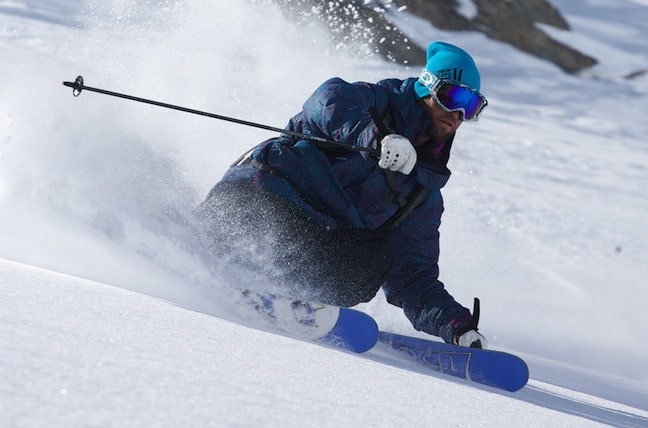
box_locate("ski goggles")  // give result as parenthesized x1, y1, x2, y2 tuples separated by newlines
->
(418, 68, 488, 121)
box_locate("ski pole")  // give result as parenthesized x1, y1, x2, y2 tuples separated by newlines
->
(62, 75, 376, 155)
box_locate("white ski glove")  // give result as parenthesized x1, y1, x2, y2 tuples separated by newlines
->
(455, 329, 488, 349)
(378, 134, 417, 175)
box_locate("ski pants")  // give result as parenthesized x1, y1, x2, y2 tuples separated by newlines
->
(196, 180, 392, 307)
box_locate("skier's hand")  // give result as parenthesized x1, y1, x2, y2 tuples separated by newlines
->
(455, 329, 488, 349)
(378, 134, 417, 175)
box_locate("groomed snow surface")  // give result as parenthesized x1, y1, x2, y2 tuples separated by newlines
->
(1, 1, 647, 427)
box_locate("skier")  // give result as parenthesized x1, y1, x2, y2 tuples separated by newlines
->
(197, 41, 489, 348)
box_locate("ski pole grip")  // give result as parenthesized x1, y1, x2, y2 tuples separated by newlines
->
(471, 297, 481, 330)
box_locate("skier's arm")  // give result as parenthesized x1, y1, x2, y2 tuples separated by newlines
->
(299, 77, 386, 151)
(381, 195, 473, 344)
(383, 251, 472, 344)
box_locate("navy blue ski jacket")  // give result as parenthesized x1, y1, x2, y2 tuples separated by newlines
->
(221, 77, 472, 343)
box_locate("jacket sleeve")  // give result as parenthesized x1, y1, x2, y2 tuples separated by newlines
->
(295, 77, 389, 151)
(381, 190, 472, 344)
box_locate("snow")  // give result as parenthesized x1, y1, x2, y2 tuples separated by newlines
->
(1, 1, 647, 426)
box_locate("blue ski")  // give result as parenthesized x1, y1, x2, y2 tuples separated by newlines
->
(377, 331, 529, 392)
(318, 307, 378, 353)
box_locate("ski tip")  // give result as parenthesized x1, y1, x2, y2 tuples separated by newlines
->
(319, 308, 378, 353)
(499, 358, 530, 392)
(467, 351, 530, 392)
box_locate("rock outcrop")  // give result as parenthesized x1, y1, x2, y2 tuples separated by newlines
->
(272, 0, 597, 74)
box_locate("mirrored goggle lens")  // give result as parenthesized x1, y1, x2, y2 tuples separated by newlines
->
(436, 83, 486, 120)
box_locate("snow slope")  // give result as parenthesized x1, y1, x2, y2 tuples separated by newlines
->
(3, 257, 647, 428)
(1, 1, 647, 426)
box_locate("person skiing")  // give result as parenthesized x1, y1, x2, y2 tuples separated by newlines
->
(197, 41, 489, 348)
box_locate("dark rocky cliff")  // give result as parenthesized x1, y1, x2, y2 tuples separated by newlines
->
(273, 0, 597, 74)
